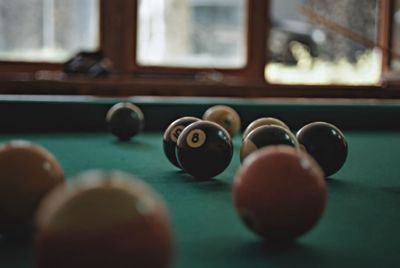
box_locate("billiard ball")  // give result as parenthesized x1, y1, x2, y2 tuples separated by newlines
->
(163, 116, 200, 168)
(240, 125, 299, 162)
(35, 170, 173, 268)
(202, 105, 241, 137)
(296, 122, 348, 177)
(106, 102, 144, 141)
(176, 120, 233, 179)
(0, 140, 64, 235)
(233, 146, 327, 241)
(243, 117, 290, 140)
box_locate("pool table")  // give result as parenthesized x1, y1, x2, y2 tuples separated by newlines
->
(1, 95, 400, 268)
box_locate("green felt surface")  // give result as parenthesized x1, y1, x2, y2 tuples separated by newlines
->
(0, 131, 400, 268)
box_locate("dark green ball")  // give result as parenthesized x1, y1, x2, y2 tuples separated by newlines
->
(106, 103, 144, 141)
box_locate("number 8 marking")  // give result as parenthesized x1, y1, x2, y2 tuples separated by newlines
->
(186, 129, 206, 148)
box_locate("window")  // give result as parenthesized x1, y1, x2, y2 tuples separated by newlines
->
(391, 0, 400, 71)
(1, 0, 399, 98)
(266, 0, 380, 85)
(0, 0, 99, 63)
(137, 0, 247, 68)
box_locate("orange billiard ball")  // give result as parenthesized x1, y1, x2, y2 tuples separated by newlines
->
(35, 170, 173, 268)
(202, 105, 241, 137)
(0, 140, 64, 235)
(233, 146, 327, 242)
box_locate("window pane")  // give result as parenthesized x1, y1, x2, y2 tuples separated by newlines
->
(0, 0, 99, 63)
(266, 0, 380, 85)
(137, 0, 247, 69)
(392, 0, 400, 71)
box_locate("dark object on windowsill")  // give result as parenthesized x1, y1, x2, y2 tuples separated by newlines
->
(63, 51, 113, 77)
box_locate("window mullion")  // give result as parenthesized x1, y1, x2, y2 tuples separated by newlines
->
(101, 0, 135, 72)
(244, 0, 268, 85)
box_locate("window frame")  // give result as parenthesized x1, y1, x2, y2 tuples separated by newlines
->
(380, 0, 400, 85)
(0, 0, 399, 98)
(101, 0, 268, 85)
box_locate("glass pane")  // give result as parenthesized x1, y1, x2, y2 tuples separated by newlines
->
(392, 0, 400, 71)
(137, 0, 247, 69)
(0, 0, 99, 63)
(266, 0, 380, 85)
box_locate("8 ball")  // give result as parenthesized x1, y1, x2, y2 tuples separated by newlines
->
(163, 116, 200, 168)
(176, 121, 233, 179)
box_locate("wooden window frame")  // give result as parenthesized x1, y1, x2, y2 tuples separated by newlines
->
(380, 0, 400, 85)
(0, 0, 400, 98)
(101, 0, 268, 85)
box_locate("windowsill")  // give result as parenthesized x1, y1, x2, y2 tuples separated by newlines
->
(0, 70, 398, 99)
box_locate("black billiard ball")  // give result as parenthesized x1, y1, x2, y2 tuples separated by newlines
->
(296, 122, 348, 177)
(176, 120, 233, 179)
(233, 146, 326, 241)
(163, 116, 200, 168)
(0, 140, 64, 234)
(243, 117, 290, 140)
(106, 102, 144, 141)
(35, 170, 173, 268)
(202, 105, 241, 137)
(240, 125, 299, 162)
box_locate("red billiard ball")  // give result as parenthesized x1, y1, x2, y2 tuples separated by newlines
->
(163, 116, 200, 168)
(240, 125, 299, 162)
(106, 102, 144, 141)
(176, 120, 233, 179)
(296, 122, 348, 177)
(233, 146, 327, 242)
(35, 170, 173, 268)
(202, 105, 241, 137)
(0, 140, 64, 235)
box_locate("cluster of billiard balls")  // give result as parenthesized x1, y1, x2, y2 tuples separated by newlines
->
(0, 140, 172, 268)
(235, 117, 348, 241)
(240, 117, 348, 177)
(163, 104, 348, 241)
(163, 105, 240, 179)
(0, 102, 349, 268)
(0, 103, 168, 268)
